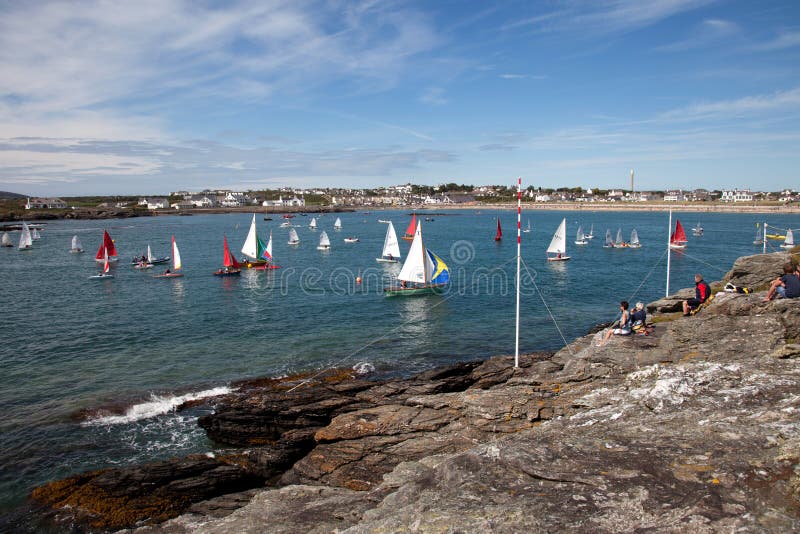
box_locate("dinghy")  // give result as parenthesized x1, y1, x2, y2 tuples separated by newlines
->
(523, 220, 531, 234)
(603, 229, 614, 248)
(669, 220, 687, 249)
(146, 244, 170, 265)
(154, 236, 184, 277)
(317, 230, 331, 251)
(691, 222, 703, 236)
(287, 227, 300, 245)
(546, 219, 570, 261)
(344, 237, 359, 243)
(575, 225, 587, 245)
(781, 229, 795, 249)
(95, 230, 118, 262)
(90, 246, 114, 279)
(31, 228, 41, 240)
(402, 212, 417, 241)
(495, 218, 502, 241)
(240, 214, 268, 268)
(629, 229, 641, 248)
(376, 221, 401, 263)
(334, 217, 342, 231)
(753, 223, 764, 246)
(615, 228, 627, 248)
(309, 217, 317, 230)
(2, 232, 13, 247)
(378, 219, 391, 224)
(253, 231, 280, 270)
(584, 224, 594, 240)
(384, 221, 449, 296)
(18, 222, 33, 250)
(213, 236, 241, 276)
(70, 235, 83, 253)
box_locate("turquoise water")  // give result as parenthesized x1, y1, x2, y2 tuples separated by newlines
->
(0, 209, 796, 514)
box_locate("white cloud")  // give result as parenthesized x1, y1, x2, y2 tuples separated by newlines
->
(659, 87, 800, 121)
(750, 31, 800, 52)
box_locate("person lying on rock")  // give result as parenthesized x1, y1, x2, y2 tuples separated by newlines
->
(683, 274, 711, 316)
(763, 262, 800, 301)
(598, 301, 632, 345)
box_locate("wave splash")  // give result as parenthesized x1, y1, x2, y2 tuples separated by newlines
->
(83, 386, 234, 426)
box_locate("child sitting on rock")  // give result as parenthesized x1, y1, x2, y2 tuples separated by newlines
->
(763, 262, 800, 301)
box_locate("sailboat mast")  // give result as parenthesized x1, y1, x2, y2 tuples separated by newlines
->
(515, 177, 522, 369)
(666, 209, 672, 296)
(763, 223, 767, 254)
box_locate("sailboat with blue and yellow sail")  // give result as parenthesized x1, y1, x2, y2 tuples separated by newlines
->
(384, 221, 449, 296)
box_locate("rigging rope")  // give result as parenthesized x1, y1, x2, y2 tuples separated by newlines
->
(520, 257, 575, 355)
(627, 247, 668, 303)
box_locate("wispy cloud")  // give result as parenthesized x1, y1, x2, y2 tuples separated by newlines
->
(655, 18, 739, 52)
(659, 86, 800, 121)
(499, 73, 548, 80)
(749, 31, 800, 51)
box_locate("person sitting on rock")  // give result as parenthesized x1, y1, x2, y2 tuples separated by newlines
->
(763, 262, 800, 301)
(599, 301, 632, 345)
(630, 302, 647, 332)
(683, 274, 711, 316)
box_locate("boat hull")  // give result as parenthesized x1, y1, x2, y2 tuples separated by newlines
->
(213, 269, 241, 276)
(241, 259, 267, 269)
(252, 264, 280, 270)
(376, 258, 399, 263)
(89, 274, 114, 279)
(546, 256, 571, 262)
(317, 246, 330, 251)
(669, 244, 686, 249)
(401, 236, 414, 241)
(384, 284, 447, 297)
(575, 240, 587, 245)
(69, 249, 83, 253)
(154, 273, 184, 278)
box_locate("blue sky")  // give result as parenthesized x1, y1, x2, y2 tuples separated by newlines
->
(1, 0, 799, 196)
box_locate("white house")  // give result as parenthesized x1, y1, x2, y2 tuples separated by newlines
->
(147, 198, 169, 209)
(190, 195, 217, 207)
(535, 193, 551, 202)
(721, 189, 753, 203)
(663, 190, 685, 202)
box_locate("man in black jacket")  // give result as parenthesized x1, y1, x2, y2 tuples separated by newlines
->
(683, 274, 711, 316)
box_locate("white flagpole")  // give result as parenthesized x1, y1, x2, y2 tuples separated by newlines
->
(666, 208, 672, 297)
(763, 223, 767, 254)
(515, 177, 522, 369)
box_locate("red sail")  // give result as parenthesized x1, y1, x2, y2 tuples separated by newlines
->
(222, 236, 240, 268)
(495, 218, 502, 241)
(404, 213, 417, 237)
(671, 220, 687, 243)
(96, 230, 117, 259)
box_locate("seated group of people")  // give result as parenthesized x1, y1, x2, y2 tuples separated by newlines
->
(599, 300, 647, 345)
(764, 262, 800, 301)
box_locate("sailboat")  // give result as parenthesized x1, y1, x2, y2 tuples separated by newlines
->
(2, 232, 13, 247)
(584, 224, 594, 240)
(575, 225, 587, 245)
(691, 222, 703, 236)
(753, 223, 764, 246)
(214, 236, 241, 276)
(669, 219, 687, 249)
(155, 236, 184, 278)
(95, 230, 118, 262)
(70, 235, 83, 253)
(402, 212, 417, 241)
(146, 244, 170, 265)
(309, 217, 317, 230)
(603, 229, 614, 248)
(615, 228, 627, 248)
(241, 214, 268, 268)
(31, 228, 41, 240)
(376, 221, 401, 263)
(254, 231, 280, 270)
(334, 217, 342, 231)
(90, 245, 114, 279)
(287, 227, 300, 245)
(384, 221, 449, 296)
(546, 218, 570, 261)
(523, 220, 531, 233)
(495, 218, 502, 242)
(18, 222, 33, 250)
(781, 229, 795, 249)
(317, 230, 331, 251)
(629, 229, 641, 248)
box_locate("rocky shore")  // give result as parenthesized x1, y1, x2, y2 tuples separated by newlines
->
(27, 251, 800, 532)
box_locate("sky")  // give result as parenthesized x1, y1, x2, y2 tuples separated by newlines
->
(0, 0, 799, 196)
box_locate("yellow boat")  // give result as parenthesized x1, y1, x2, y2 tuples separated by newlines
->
(766, 233, 786, 240)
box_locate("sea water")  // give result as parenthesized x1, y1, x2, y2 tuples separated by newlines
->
(0, 209, 796, 515)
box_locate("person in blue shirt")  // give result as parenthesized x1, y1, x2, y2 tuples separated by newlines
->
(764, 263, 800, 301)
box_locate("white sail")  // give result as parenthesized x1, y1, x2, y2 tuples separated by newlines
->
(18, 222, 32, 249)
(381, 222, 401, 259)
(604, 229, 613, 246)
(147, 244, 154, 263)
(32, 228, 41, 240)
(576, 226, 583, 241)
(587, 224, 594, 238)
(241, 214, 259, 259)
(71, 235, 82, 250)
(631, 229, 640, 245)
(102, 246, 110, 273)
(319, 230, 330, 248)
(546, 218, 567, 254)
(309, 217, 317, 229)
(266, 231, 273, 259)
(172, 237, 182, 271)
(615, 228, 623, 245)
(2, 232, 12, 246)
(288, 227, 300, 244)
(334, 217, 342, 230)
(398, 221, 434, 283)
(783, 229, 795, 248)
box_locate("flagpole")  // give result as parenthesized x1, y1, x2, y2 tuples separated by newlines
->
(763, 223, 767, 254)
(666, 208, 672, 297)
(515, 177, 522, 369)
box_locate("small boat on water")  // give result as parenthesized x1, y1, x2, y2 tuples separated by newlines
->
(280, 220, 292, 228)
(615, 228, 627, 248)
(402, 212, 417, 241)
(629, 229, 641, 248)
(603, 229, 614, 249)
(287, 227, 300, 245)
(425, 217, 434, 222)
(95, 230, 118, 262)
(31, 228, 41, 240)
(546, 218, 570, 261)
(575, 225, 587, 245)
(146, 244, 170, 265)
(376, 221, 401, 263)
(781, 229, 795, 249)
(523, 220, 531, 234)
(317, 230, 331, 251)
(282, 214, 295, 219)
(154, 236, 184, 278)
(214, 236, 241, 276)
(18, 222, 33, 250)
(584, 224, 594, 240)
(70, 235, 83, 253)
(494, 218, 502, 242)
(253, 231, 279, 270)
(2, 232, 13, 247)
(669, 220, 687, 249)
(691, 222, 703, 236)
(309, 217, 317, 230)
(378, 219, 390, 224)
(384, 221, 449, 296)
(90, 246, 114, 279)
(344, 237, 359, 243)
(240, 214, 268, 268)
(753, 223, 764, 246)
(334, 217, 342, 231)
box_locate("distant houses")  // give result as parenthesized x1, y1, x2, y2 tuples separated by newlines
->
(25, 197, 67, 209)
(721, 189, 754, 203)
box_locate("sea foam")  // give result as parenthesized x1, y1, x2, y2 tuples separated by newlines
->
(84, 386, 234, 426)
